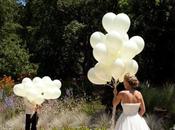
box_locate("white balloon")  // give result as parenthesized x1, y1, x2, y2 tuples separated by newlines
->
(113, 13, 131, 34)
(87, 12, 144, 84)
(119, 74, 125, 83)
(33, 77, 42, 83)
(33, 97, 45, 105)
(119, 40, 138, 60)
(130, 36, 145, 54)
(37, 86, 47, 98)
(94, 51, 116, 66)
(93, 43, 107, 63)
(33, 81, 44, 92)
(26, 86, 40, 102)
(33, 78, 62, 99)
(52, 79, 62, 89)
(94, 63, 112, 82)
(111, 58, 125, 80)
(22, 77, 32, 84)
(123, 34, 129, 41)
(125, 59, 139, 75)
(105, 31, 124, 55)
(103, 52, 117, 65)
(90, 32, 105, 48)
(42, 88, 61, 99)
(23, 81, 34, 90)
(87, 68, 107, 85)
(102, 12, 117, 32)
(118, 59, 138, 82)
(13, 84, 26, 97)
(42, 76, 52, 85)
(14, 76, 62, 101)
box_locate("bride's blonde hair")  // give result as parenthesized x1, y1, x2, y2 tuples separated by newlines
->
(124, 73, 140, 88)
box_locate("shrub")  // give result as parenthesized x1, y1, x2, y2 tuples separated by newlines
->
(0, 75, 14, 98)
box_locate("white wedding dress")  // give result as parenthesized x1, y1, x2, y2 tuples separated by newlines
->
(115, 103, 150, 130)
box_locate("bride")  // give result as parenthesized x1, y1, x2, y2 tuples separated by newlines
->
(113, 73, 150, 130)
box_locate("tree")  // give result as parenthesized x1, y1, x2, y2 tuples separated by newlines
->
(0, 0, 38, 78)
(22, 0, 121, 79)
(128, 0, 175, 83)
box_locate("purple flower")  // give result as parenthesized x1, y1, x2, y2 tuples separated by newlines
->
(4, 96, 14, 107)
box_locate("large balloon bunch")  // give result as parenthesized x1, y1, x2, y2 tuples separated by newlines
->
(13, 76, 61, 105)
(88, 12, 145, 84)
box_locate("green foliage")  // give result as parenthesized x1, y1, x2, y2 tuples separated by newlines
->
(61, 20, 85, 76)
(128, 0, 175, 82)
(60, 127, 106, 130)
(118, 0, 130, 12)
(141, 83, 175, 113)
(21, 0, 122, 79)
(0, 32, 37, 76)
(21, 0, 64, 77)
(0, 0, 18, 27)
(57, 0, 83, 8)
(61, 127, 89, 130)
(63, 20, 85, 46)
(81, 100, 105, 115)
(0, 0, 175, 84)
(19, 0, 175, 83)
(135, 83, 175, 129)
(0, 0, 38, 77)
(145, 114, 165, 130)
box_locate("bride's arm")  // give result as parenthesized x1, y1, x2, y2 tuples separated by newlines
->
(139, 93, 146, 116)
(112, 92, 122, 106)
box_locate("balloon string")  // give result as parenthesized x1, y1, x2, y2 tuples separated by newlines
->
(110, 78, 119, 130)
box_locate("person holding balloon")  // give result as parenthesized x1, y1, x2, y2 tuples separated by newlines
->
(112, 73, 150, 130)
(13, 77, 62, 130)
(24, 98, 41, 130)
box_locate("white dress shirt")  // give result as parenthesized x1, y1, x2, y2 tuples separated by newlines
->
(24, 98, 36, 115)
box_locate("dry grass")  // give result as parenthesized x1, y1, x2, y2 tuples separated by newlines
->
(145, 114, 165, 130)
(0, 95, 172, 130)
(89, 111, 111, 129)
(0, 113, 24, 130)
(0, 97, 108, 130)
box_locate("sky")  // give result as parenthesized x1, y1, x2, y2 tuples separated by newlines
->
(17, 0, 26, 6)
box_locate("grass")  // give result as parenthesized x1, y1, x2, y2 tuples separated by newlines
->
(141, 83, 175, 129)
(141, 83, 175, 111)
(0, 96, 110, 130)
(145, 114, 165, 130)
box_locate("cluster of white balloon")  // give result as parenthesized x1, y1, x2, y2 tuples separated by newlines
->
(13, 76, 61, 105)
(87, 12, 145, 84)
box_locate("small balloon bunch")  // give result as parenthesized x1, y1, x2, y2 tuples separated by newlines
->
(13, 76, 61, 105)
(88, 12, 145, 84)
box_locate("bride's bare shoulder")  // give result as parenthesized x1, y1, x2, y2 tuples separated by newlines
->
(135, 90, 142, 95)
(119, 90, 129, 94)
(134, 90, 143, 99)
